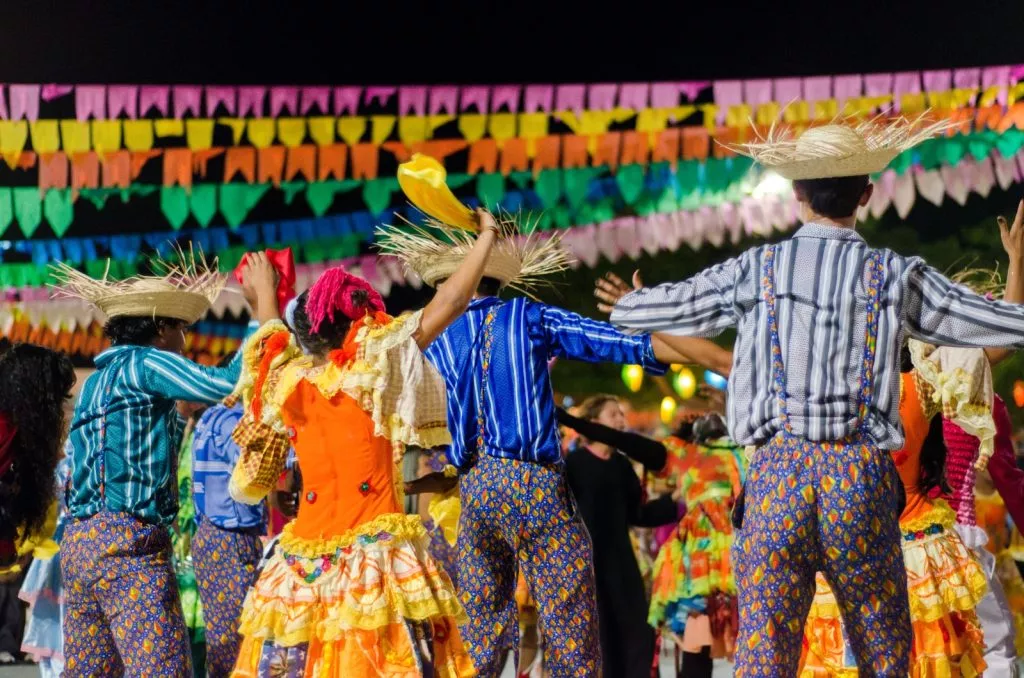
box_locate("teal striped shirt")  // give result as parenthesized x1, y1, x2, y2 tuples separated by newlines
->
(67, 324, 255, 525)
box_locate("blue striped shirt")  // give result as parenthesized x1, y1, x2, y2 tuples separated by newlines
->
(611, 223, 1024, 449)
(425, 297, 665, 467)
(191, 404, 266, 529)
(68, 326, 254, 525)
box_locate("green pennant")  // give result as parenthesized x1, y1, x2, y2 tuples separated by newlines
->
(43, 188, 74, 237)
(220, 184, 270, 228)
(916, 140, 940, 171)
(0, 188, 12, 239)
(563, 168, 595, 211)
(703, 158, 729, 194)
(967, 131, 995, 162)
(446, 173, 474, 190)
(13, 187, 41, 238)
(306, 182, 338, 217)
(79, 187, 116, 210)
(615, 164, 645, 206)
(279, 181, 305, 205)
(534, 169, 562, 210)
(996, 128, 1024, 159)
(551, 205, 572, 229)
(160, 186, 190, 230)
(939, 137, 966, 166)
(476, 173, 505, 210)
(189, 184, 217, 228)
(507, 171, 532, 191)
(363, 178, 398, 216)
(888, 151, 914, 176)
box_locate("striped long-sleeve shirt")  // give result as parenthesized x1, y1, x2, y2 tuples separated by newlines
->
(425, 296, 665, 468)
(68, 325, 255, 525)
(610, 223, 1024, 449)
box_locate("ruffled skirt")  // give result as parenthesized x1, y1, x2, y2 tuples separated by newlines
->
(232, 513, 474, 677)
(800, 501, 987, 677)
(648, 500, 737, 656)
(19, 551, 63, 667)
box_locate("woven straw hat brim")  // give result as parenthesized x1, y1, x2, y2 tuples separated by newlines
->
(770, 147, 900, 180)
(95, 291, 212, 323)
(414, 250, 522, 287)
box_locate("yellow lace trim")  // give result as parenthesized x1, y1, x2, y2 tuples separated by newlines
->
(428, 490, 461, 547)
(901, 499, 957, 533)
(277, 512, 428, 558)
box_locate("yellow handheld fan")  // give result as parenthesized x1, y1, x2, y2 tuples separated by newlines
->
(396, 153, 478, 231)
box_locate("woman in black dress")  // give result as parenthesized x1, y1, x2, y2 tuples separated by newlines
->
(561, 395, 681, 678)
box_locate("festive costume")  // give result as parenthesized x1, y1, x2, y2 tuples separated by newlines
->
(227, 295, 472, 677)
(173, 423, 207, 676)
(379, 154, 664, 676)
(800, 370, 988, 676)
(648, 435, 744, 660)
(52, 249, 246, 677)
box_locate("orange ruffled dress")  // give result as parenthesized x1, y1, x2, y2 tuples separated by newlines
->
(976, 490, 1024, 655)
(800, 372, 987, 677)
(228, 315, 474, 677)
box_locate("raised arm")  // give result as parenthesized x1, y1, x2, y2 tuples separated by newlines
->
(987, 200, 1024, 365)
(556, 407, 667, 471)
(539, 304, 665, 373)
(415, 209, 499, 350)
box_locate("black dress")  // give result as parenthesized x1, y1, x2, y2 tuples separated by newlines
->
(560, 409, 678, 678)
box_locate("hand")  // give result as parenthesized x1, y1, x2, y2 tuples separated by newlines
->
(473, 208, 499, 234)
(998, 200, 1024, 262)
(404, 472, 459, 496)
(595, 271, 643, 314)
(240, 252, 279, 311)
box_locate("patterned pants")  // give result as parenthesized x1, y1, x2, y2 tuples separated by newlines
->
(458, 455, 600, 677)
(61, 513, 192, 677)
(192, 517, 263, 678)
(733, 436, 911, 676)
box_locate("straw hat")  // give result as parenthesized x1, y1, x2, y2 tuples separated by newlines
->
(376, 213, 572, 296)
(731, 113, 954, 180)
(50, 246, 226, 323)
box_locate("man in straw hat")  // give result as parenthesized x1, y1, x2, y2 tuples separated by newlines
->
(50, 250, 279, 677)
(378, 215, 732, 677)
(597, 112, 1024, 675)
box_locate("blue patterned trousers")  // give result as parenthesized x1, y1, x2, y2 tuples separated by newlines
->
(457, 455, 600, 677)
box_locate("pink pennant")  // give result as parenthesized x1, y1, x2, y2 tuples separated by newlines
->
(773, 78, 802, 107)
(922, 70, 952, 93)
(891, 172, 916, 218)
(940, 164, 969, 206)
(762, 194, 788, 231)
(333, 87, 362, 116)
(712, 81, 743, 124)
(982, 66, 1012, 105)
(595, 221, 621, 263)
(1012, 65, 1024, 84)
(701, 207, 725, 249)
(891, 72, 921, 111)
(614, 217, 642, 260)
(107, 85, 138, 118)
(833, 75, 863, 110)
(953, 68, 981, 91)
(570, 224, 599, 268)
(0, 87, 8, 120)
(173, 85, 202, 118)
(587, 83, 617, 111)
(238, 86, 266, 117)
(718, 202, 742, 243)
(803, 76, 832, 103)
(914, 167, 945, 206)
(678, 210, 700, 251)
(650, 83, 681, 108)
(618, 83, 649, 110)
(269, 86, 300, 116)
(40, 84, 72, 102)
(460, 86, 490, 113)
(868, 170, 896, 218)
(743, 80, 773, 108)
(300, 86, 330, 115)
(642, 214, 668, 256)
(397, 86, 428, 116)
(204, 86, 236, 116)
(491, 85, 521, 113)
(9, 85, 40, 120)
(428, 86, 458, 115)
(75, 85, 106, 121)
(739, 198, 766, 237)
(364, 86, 396, 108)
(555, 84, 585, 116)
(863, 73, 893, 98)
(359, 255, 380, 289)
(972, 157, 996, 198)
(680, 81, 710, 101)
(139, 85, 171, 116)
(523, 85, 554, 113)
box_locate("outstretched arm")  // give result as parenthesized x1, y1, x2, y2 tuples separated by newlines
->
(415, 209, 499, 349)
(557, 407, 667, 471)
(987, 200, 1024, 365)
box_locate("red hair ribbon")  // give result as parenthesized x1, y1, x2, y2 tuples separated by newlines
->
(233, 248, 297, 314)
(0, 413, 16, 478)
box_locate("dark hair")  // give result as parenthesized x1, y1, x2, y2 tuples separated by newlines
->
(792, 175, 870, 219)
(919, 414, 951, 496)
(900, 345, 914, 374)
(104, 315, 185, 346)
(291, 290, 354, 357)
(477, 277, 503, 298)
(674, 420, 695, 442)
(0, 344, 75, 539)
(694, 413, 728, 443)
(577, 394, 621, 423)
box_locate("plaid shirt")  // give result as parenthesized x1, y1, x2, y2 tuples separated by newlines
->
(612, 224, 1024, 449)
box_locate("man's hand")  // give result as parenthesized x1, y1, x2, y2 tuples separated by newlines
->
(595, 271, 644, 314)
(240, 252, 280, 323)
(404, 472, 459, 496)
(998, 200, 1024, 262)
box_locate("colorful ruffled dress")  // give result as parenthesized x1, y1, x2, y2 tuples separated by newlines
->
(228, 314, 473, 677)
(800, 371, 987, 677)
(648, 435, 744, 657)
(171, 427, 206, 676)
(976, 490, 1024, 655)
(18, 459, 68, 678)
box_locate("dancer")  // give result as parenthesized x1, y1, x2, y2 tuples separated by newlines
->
(226, 207, 499, 676)
(560, 396, 679, 678)
(800, 346, 988, 675)
(52, 251, 279, 677)
(379, 226, 727, 677)
(601, 115, 1024, 674)
(649, 413, 744, 678)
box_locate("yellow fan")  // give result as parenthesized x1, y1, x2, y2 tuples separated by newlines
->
(397, 153, 478, 231)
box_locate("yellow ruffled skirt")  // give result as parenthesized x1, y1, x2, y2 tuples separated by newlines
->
(800, 500, 987, 677)
(232, 514, 474, 677)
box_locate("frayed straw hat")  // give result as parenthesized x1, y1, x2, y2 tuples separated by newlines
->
(49, 245, 226, 323)
(376, 213, 572, 296)
(731, 113, 955, 180)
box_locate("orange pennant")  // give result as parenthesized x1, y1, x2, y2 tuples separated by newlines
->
(499, 138, 528, 175)
(712, 127, 738, 159)
(38, 152, 69, 192)
(619, 131, 649, 166)
(257, 147, 286, 187)
(593, 132, 621, 170)
(163, 148, 193, 188)
(102, 151, 131, 188)
(411, 139, 468, 163)
(318, 144, 347, 181)
(350, 143, 379, 180)
(71, 152, 100, 193)
(562, 135, 588, 169)
(468, 139, 498, 175)
(192, 149, 225, 178)
(224, 147, 256, 183)
(285, 145, 317, 182)
(999, 102, 1024, 134)
(532, 136, 560, 176)
(131, 150, 161, 180)
(381, 141, 411, 164)
(681, 127, 710, 160)
(651, 128, 681, 167)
